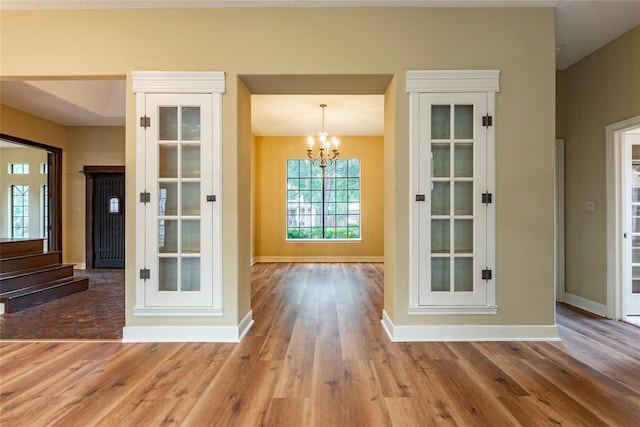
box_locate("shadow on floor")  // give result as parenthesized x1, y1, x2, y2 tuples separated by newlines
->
(0, 269, 124, 340)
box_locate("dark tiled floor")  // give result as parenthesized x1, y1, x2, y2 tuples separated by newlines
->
(0, 269, 124, 340)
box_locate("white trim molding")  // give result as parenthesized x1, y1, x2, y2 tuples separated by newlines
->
(560, 293, 607, 318)
(253, 256, 384, 263)
(406, 70, 500, 93)
(132, 306, 223, 316)
(131, 71, 226, 94)
(407, 70, 499, 314)
(408, 305, 497, 315)
(123, 310, 254, 343)
(382, 310, 560, 342)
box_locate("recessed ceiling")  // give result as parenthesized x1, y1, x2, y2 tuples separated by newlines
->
(0, 79, 126, 126)
(252, 95, 384, 136)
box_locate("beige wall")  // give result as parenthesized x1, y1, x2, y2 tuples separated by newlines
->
(65, 126, 126, 265)
(0, 147, 48, 239)
(1, 7, 556, 328)
(562, 25, 640, 304)
(253, 135, 384, 260)
(0, 104, 67, 149)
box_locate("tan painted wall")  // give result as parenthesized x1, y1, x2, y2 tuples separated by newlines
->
(65, 126, 126, 265)
(0, 104, 67, 149)
(1, 7, 556, 328)
(253, 135, 384, 259)
(562, 25, 640, 304)
(0, 147, 48, 239)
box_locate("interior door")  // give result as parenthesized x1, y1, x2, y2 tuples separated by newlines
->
(624, 136, 640, 317)
(144, 93, 214, 307)
(92, 173, 125, 268)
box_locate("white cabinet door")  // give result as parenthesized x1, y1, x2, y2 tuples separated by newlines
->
(416, 92, 491, 306)
(143, 93, 216, 307)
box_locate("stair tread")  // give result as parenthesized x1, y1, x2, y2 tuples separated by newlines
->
(0, 263, 75, 281)
(0, 251, 61, 263)
(0, 276, 89, 299)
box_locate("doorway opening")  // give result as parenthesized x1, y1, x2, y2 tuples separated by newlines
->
(606, 115, 640, 325)
(241, 74, 392, 318)
(83, 166, 125, 269)
(0, 133, 62, 253)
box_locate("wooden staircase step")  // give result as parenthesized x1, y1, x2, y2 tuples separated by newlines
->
(0, 238, 45, 258)
(0, 251, 62, 273)
(0, 276, 89, 314)
(0, 264, 75, 294)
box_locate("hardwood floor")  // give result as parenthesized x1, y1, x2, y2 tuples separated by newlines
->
(1, 263, 639, 426)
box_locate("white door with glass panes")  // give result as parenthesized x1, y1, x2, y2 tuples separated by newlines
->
(623, 135, 640, 317)
(408, 83, 497, 312)
(140, 93, 220, 309)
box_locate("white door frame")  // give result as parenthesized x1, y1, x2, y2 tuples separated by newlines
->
(555, 139, 565, 305)
(605, 115, 640, 320)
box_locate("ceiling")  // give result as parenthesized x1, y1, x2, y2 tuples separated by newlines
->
(1, 0, 639, 135)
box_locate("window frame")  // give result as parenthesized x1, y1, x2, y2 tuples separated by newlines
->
(11, 184, 29, 238)
(9, 163, 29, 174)
(286, 158, 361, 241)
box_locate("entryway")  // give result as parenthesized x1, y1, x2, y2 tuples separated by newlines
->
(606, 115, 640, 325)
(83, 166, 125, 269)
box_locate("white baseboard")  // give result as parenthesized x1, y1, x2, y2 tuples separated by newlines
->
(122, 310, 254, 343)
(382, 310, 560, 342)
(73, 263, 86, 270)
(559, 292, 607, 317)
(253, 256, 383, 263)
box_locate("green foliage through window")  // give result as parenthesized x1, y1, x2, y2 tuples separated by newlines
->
(287, 159, 360, 240)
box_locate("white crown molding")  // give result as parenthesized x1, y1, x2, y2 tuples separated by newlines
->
(382, 310, 560, 342)
(406, 70, 501, 93)
(131, 71, 225, 94)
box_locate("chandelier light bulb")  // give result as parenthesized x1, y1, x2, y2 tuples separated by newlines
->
(306, 104, 340, 168)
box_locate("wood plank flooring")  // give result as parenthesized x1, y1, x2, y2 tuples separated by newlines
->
(1, 263, 640, 426)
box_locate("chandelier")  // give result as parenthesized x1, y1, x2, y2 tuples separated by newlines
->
(307, 104, 339, 168)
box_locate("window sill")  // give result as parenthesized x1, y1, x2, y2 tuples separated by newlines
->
(409, 305, 498, 315)
(285, 239, 363, 243)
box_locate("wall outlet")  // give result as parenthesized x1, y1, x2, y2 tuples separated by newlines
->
(585, 201, 595, 212)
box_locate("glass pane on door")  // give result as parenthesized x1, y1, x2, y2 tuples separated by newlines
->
(156, 105, 202, 293)
(428, 102, 477, 296)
